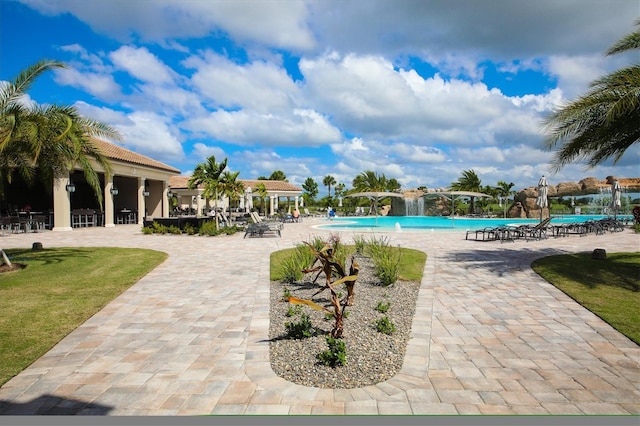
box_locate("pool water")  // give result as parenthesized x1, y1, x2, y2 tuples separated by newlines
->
(317, 214, 631, 231)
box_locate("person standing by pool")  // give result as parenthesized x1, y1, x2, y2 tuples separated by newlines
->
(328, 207, 336, 220)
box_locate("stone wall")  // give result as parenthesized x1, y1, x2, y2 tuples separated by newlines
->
(511, 176, 640, 219)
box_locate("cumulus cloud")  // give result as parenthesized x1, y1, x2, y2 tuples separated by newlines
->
(184, 51, 301, 112)
(53, 67, 121, 101)
(116, 111, 185, 163)
(19, 0, 315, 50)
(13, 0, 638, 192)
(184, 108, 342, 147)
(110, 46, 177, 85)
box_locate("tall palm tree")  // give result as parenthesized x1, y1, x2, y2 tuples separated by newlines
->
(495, 180, 515, 217)
(0, 60, 66, 150)
(219, 170, 244, 213)
(0, 60, 120, 208)
(323, 175, 336, 198)
(543, 20, 640, 170)
(255, 182, 268, 215)
(351, 170, 397, 214)
(450, 169, 482, 214)
(188, 155, 228, 228)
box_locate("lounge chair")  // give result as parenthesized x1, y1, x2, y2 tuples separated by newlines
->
(523, 218, 552, 241)
(244, 211, 283, 238)
(466, 226, 499, 241)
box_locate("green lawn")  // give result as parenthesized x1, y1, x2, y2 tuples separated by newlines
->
(0, 247, 167, 386)
(532, 252, 640, 345)
(270, 245, 427, 282)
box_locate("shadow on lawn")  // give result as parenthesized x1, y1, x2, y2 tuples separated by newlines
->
(0, 394, 112, 415)
(4, 247, 94, 266)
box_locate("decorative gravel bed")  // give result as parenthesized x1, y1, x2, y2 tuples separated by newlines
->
(269, 255, 421, 389)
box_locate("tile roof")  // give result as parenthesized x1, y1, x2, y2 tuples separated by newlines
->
(168, 176, 302, 192)
(94, 139, 181, 174)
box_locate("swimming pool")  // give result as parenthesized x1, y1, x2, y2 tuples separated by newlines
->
(316, 214, 631, 231)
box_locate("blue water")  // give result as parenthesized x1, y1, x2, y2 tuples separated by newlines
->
(317, 214, 631, 231)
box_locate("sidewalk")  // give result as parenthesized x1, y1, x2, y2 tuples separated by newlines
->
(0, 220, 638, 415)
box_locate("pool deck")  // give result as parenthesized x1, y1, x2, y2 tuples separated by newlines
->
(0, 218, 638, 416)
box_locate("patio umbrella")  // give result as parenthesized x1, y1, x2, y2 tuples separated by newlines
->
(345, 191, 404, 224)
(610, 180, 621, 218)
(536, 175, 548, 223)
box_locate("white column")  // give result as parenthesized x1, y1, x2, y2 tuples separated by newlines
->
(295, 196, 299, 211)
(196, 192, 204, 217)
(52, 175, 72, 231)
(162, 182, 169, 217)
(138, 177, 146, 224)
(104, 178, 115, 227)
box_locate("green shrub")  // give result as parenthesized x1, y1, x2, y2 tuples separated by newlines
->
(167, 225, 182, 234)
(285, 313, 318, 339)
(353, 235, 366, 254)
(199, 220, 218, 236)
(221, 225, 240, 235)
(374, 249, 400, 286)
(152, 222, 168, 234)
(375, 301, 390, 313)
(364, 236, 400, 286)
(141, 226, 154, 235)
(316, 336, 346, 367)
(183, 223, 196, 235)
(309, 235, 326, 252)
(286, 305, 302, 317)
(374, 316, 396, 335)
(278, 244, 312, 283)
(282, 287, 292, 300)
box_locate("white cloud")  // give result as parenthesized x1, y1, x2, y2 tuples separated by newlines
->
(110, 46, 176, 85)
(190, 143, 227, 163)
(545, 55, 608, 101)
(53, 67, 121, 101)
(184, 51, 301, 112)
(19, 0, 315, 50)
(116, 111, 185, 163)
(184, 108, 341, 147)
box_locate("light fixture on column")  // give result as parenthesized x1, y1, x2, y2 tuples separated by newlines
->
(167, 190, 173, 198)
(66, 180, 76, 192)
(143, 189, 150, 197)
(110, 185, 119, 196)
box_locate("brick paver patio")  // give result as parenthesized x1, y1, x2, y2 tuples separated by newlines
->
(0, 218, 638, 416)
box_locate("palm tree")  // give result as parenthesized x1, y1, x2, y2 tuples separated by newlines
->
(255, 182, 268, 215)
(219, 170, 245, 215)
(1, 60, 120, 208)
(450, 169, 482, 214)
(543, 20, 640, 170)
(323, 175, 336, 198)
(495, 180, 515, 218)
(351, 170, 397, 214)
(188, 155, 228, 228)
(1, 60, 66, 150)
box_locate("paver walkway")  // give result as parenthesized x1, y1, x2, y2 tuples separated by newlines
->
(0, 219, 638, 415)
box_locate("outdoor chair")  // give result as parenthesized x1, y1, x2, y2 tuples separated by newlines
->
(522, 218, 552, 241)
(243, 222, 281, 238)
(466, 226, 499, 241)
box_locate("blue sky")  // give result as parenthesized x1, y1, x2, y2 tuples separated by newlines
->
(1, 0, 639, 196)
